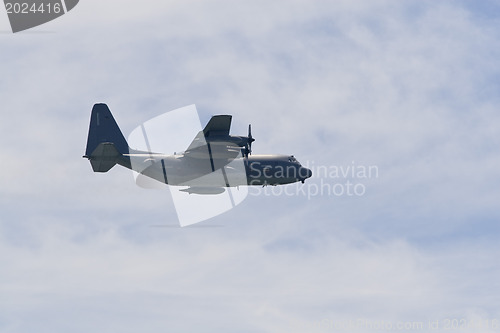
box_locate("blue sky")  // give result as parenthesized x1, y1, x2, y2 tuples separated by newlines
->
(1, 1, 500, 332)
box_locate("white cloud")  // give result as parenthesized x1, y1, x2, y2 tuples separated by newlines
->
(0, 220, 498, 332)
(1, 0, 500, 331)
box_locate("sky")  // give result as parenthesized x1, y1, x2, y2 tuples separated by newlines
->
(1, 0, 500, 332)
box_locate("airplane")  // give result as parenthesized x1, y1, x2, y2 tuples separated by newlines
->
(83, 104, 312, 194)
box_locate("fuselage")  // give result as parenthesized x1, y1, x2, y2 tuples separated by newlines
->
(120, 151, 312, 188)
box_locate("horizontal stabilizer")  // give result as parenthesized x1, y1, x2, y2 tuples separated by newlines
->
(86, 142, 121, 172)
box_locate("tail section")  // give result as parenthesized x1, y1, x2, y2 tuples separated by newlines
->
(84, 104, 129, 172)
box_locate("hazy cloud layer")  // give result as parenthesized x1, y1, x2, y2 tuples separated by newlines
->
(1, 1, 500, 332)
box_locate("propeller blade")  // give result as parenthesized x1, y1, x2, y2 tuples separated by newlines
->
(247, 124, 255, 155)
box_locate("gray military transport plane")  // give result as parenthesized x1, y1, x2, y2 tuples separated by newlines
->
(84, 104, 312, 194)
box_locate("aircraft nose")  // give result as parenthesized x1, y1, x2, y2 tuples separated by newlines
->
(300, 167, 312, 180)
(305, 168, 312, 179)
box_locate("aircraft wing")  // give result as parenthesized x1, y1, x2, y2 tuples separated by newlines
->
(185, 115, 233, 151)
(203, 115, 232, 137)
(182, 115, 241, 171)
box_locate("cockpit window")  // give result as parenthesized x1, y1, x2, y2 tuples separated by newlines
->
(288, 155, 300, 164)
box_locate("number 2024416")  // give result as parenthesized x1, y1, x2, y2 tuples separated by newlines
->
(5, 2, 62, 14)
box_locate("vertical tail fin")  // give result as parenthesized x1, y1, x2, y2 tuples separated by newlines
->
(84, 104, 129, 172)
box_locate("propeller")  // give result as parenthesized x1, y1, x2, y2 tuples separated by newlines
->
(248, 124, 255, 152)
(244, 124, 255, 157)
